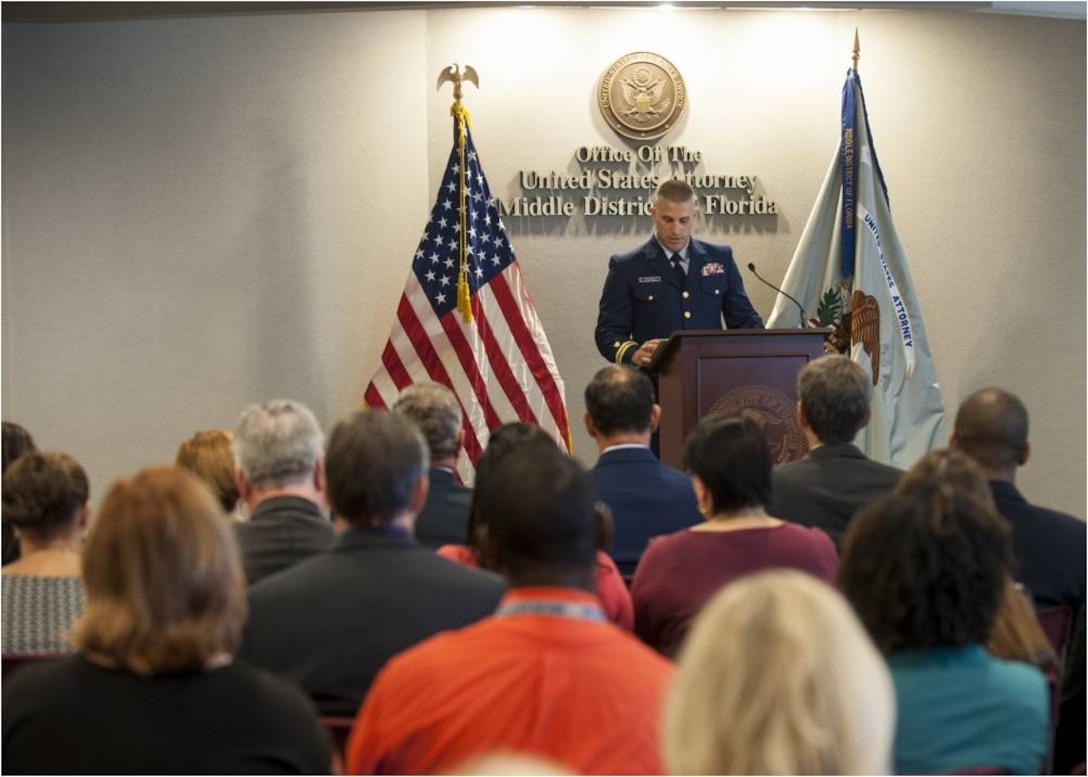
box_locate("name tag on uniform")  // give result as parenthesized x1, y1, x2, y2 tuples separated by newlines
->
(701, 263, 725, 276)
(638, 276, 662, 283)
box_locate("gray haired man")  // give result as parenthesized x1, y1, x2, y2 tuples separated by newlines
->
(770, 355, 903, 547)
(392, 382, 470, 548)
(233, 399, 333, 585)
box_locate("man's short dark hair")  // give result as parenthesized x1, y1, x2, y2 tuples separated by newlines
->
(838, 485, 1013, 653)
(325, 410, 427, 526)
(392, 382, 462, 461)
(584, 366, 655, 436)
(797, 355, 871, 445)
(953, 388, 1029, 471)
(476, 443, 597, 579)
(654, 178, 696, 206)
(683, 413, 772, 513)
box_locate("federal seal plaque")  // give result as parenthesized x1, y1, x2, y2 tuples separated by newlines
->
(598, 52, 686, 140)
(709, 385, 809, 464)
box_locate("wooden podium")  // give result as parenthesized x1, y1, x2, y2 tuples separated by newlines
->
(647, 329, 829, 470)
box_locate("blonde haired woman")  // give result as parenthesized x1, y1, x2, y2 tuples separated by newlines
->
(2, 467, 330, 774)
(176, 428, 245, 521)
(664, 569, 895, 775)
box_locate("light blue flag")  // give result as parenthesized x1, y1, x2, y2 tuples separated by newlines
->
(768, 69, 949, 468)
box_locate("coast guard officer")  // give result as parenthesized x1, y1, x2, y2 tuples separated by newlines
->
(595, 178, 763, 368)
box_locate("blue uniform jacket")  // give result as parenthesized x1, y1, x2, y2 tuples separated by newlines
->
(595, 237, 764, 364)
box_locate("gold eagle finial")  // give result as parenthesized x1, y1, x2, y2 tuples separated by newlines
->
(436, 64, 479, 104)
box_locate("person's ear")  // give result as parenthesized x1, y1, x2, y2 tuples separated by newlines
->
(858, 407, 873, 430)
(649, 404, 662, 434)
(795, 401, 808, 429)
(476, 526, 502, 573)
(312, 457, 326, 494)
(690, 474, 711, 518)
(235, 469, 253, 503)
(78, 501, 91, 531)
(1019, 441, 1031, 467)
(410, 472, 429, 515)
(949, 432, 960, 449)
(584, 412, 598, 439)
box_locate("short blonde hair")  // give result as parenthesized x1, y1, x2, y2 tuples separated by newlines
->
(664, 570, 895, 775)
(71, 467, 246, 675)
(175, 429, 239, 513)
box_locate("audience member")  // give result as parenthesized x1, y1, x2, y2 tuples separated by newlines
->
(952, 388, 1087, 772)
(392, 382, 471, 548)
(2, 421, 38, 565)
(583, 366, 702, 576)
(240, 410, 504, 716)
(176, 428, 244, 521)
(897, 448, 1057, 676)
(665, 570, 894, 775)
(347, 441, 673, 775)
(1, 452, 89, 655)
(632, 413, 838, 657)
(839, 486, 1048, 775)
(438, 421, 633, 631)
(770, 355, 903, 547)
(1, 467, 330, 774)
(232, 399, 333, 584)
(951, 387, 1085, 610)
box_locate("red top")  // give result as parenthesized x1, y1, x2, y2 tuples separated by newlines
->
(436, 544, 634, 631)
(632, 523, 839, 656)
(346, 587, 673, 775)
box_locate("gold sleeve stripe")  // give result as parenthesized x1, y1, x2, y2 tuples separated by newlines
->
(615, 341, 638, 364)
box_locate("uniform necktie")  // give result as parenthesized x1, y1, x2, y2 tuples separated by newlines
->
(670, 253, 686, 284)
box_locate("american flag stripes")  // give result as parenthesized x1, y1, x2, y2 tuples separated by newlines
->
(364, 108, 571, 481)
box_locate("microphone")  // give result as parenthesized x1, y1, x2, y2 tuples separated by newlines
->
(746, 262, 808, 327)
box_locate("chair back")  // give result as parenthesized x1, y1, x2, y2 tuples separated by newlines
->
(2, 653, 66, 683)
(321, 715, 355, 755)
(1036, 605, 1074, 665)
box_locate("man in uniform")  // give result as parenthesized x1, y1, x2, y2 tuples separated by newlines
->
(595, 178, 763, 368)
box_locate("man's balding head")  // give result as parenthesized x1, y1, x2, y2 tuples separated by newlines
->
(952, 388, 1029, 474)
(584, 365, 657, 441)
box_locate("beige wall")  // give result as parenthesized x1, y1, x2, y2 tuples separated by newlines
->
(3, 7, 1084, 518)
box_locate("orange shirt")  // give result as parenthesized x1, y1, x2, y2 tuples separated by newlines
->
(346, 587, 673, 775)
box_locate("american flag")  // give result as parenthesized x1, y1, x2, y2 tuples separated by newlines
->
(364, 110, 571, 481)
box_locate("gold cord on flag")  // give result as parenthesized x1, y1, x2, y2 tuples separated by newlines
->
(452, 102, 473, 323)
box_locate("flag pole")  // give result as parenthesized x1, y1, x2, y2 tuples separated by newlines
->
(852, 29, 860, 72)
(436, 64, 480, 323)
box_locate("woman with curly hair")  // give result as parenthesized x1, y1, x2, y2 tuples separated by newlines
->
(839, 483, 1048, 774)
(2, 451, 90, 655)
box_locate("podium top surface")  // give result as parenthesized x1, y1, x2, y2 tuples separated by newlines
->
(647, 327, 830, 371)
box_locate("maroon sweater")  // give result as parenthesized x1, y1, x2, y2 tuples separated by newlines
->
(631, 523, 838, 656)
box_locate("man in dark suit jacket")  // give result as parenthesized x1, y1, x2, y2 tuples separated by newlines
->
(239, 410, 504, 717)
(951, 388, 1085, 609)
(393, 382, 471, 549)
(232, 399, 334, 585)
(585, 366, 702, 576)
(595, 179, 763, 369)
(770, 355, 903, 547)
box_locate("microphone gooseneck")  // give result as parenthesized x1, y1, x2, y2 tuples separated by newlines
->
(746, 263, 808, 327)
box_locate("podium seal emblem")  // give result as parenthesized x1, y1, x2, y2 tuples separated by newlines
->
(709, 385, 809, 464)
(598, 52, 686, 140)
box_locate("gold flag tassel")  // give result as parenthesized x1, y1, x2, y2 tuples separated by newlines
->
(452, 101, 473, 323)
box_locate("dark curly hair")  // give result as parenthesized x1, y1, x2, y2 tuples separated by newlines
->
(2, 451, 89, 543)
(465, 422, 556, 550)
(838, 483, 1013, 653)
